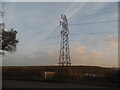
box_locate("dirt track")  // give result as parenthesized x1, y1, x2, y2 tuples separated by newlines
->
(2, 80, 110, 88)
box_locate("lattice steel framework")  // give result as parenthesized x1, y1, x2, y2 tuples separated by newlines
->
(59, 14, 71, 66)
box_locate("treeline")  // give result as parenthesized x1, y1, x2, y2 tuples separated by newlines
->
(2, 66, 120, 87)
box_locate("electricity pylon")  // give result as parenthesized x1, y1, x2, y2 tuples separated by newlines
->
(59, 14, 71, 66)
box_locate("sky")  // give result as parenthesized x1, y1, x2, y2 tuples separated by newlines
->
(1, 2, 118, 67)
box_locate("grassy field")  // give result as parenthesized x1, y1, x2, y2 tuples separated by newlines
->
(2, 66, 120, 87)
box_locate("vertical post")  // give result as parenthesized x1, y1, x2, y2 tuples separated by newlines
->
(45, 72, 47, 79)
(0, 0, 4, 30)
(59, 14, 71, 66)
(0, 1, 3, 89)
(0, 0, 5, 55)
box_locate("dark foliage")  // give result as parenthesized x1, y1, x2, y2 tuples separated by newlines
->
(1, 29, 19, 53)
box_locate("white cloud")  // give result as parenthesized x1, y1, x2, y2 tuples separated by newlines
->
(71, 44, 117, 67)
(103, 35, 118, 51)
(2, 2, 118, 67)
(64, 3, 86, 19)
(72, 45, 86, 55)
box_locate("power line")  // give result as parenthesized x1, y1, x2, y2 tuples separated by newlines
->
(41, 41, 60, 46)
(29, 19, 58, 31)
(41, 31, 117, 42)
(69, 32, 117, 35)
(69, 19, 118, 26)
(6, 18, 58, 32)
(69, 39, 117, 42)
(69, 7, 117, 19)
(43, 35, 60, 41)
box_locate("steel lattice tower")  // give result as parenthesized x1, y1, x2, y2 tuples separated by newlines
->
(59, 14, 71, 66)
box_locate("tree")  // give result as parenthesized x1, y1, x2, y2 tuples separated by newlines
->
(0, 29, 19, 55)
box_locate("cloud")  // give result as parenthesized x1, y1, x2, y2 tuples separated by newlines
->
(73, 46, 103, 60)
(19, 3, 87, 50)
(47, 50, 54, 56)
(71, 44, 117, 67)
(3, 49, 58, 66)
(71, 44, 103, 61)
(88, 50, 103, 59)
(109, 41, 118, 48)
(3, 42, 118, 67)
(104, 41, 118, 52)
(3, 2, 118, 67)
(64, 3, 86, 19)
(103, 35, 118, 51)
(72, 45, 86, 55)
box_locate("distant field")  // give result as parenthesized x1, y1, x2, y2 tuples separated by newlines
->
(2, 66, 120, 87)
